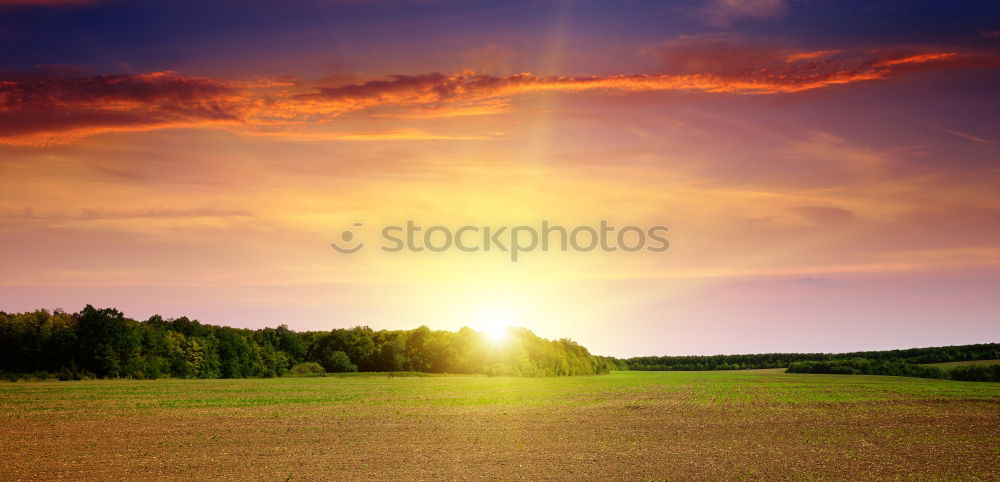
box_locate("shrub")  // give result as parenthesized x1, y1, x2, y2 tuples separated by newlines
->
(288, 362, 326, 375)
(950, 364, 1000, 382)
(829, 365, 859, 375)
(325, 351, 358, 373)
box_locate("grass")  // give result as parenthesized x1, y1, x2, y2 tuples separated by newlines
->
(281, 371, 444, 379)
(2, 371, 999, 479)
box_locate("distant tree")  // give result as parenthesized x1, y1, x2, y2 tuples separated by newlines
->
(275, 324, 307, 363)
(322, 350, 357, 373)
(75, 305, 140, 378)
(950, 364, 1000, 382)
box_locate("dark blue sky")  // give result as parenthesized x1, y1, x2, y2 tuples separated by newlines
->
(2, 0, 998, 76)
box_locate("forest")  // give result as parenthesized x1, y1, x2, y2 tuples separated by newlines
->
(785, 358, 1000, 382)
(625, 343, 1000, 371)
(0, 306, 624, 380)
(3, 305, 996, 382)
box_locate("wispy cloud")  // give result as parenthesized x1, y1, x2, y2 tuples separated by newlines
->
(785, 50, 843, 62)
(5, 207, 253, 222)
(0, 71, 245, 145)
(240, 128, 493, 142)
(1, 49, 990, 145)
(939, 128, 998, 145)
(696, 0, 787, 28)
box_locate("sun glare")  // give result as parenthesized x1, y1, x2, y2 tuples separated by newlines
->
(475, 308, 513, 344)
(482, 323, 509, 344)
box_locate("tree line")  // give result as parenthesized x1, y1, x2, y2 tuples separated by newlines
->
(0, 306, 624, 380)
(786, 358, 1000, 382)
(625, 343, 999, 373)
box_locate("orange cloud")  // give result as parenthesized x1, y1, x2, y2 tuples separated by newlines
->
(0, 71, 246, 145)
(875, 52, 958, 67)
(0, 50, 989, 145)
(785, 49, 842, 62)
(240, 128, 492, 142)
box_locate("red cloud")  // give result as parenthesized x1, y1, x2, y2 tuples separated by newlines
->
(0, 71, 247, 144)
(0, 50, 991, 145)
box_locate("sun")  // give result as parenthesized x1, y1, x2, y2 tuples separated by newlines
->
(481, 322, 509, 344)
(475, 308, 513, 344)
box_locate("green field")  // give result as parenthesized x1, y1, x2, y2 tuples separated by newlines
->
(3, 371, 999, 480)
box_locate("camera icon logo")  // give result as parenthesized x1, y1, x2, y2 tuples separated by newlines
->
(330, 222, 364, 254)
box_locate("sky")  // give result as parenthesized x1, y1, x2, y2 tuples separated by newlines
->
(1, 0, 999, 357)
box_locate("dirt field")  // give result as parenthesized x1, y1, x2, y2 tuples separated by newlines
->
(2, 371, 999, 480)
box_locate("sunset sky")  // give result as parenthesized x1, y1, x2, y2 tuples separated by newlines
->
(1, 0, 999, 356)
